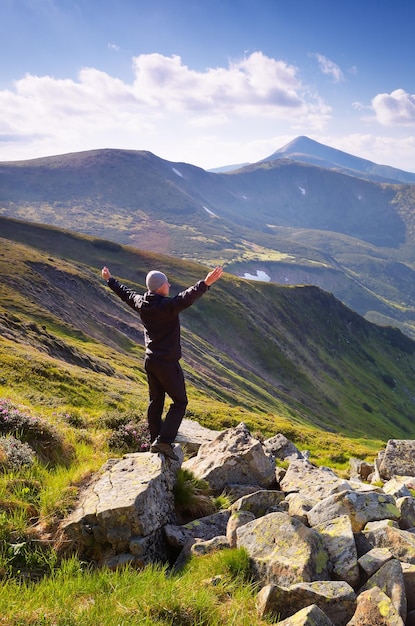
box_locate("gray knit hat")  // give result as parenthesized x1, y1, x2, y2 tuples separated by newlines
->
(146, 270, 168, 292)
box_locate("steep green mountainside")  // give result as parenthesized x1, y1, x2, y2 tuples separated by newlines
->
(1, 149, 415, 339)
(1, 217, 415, 451)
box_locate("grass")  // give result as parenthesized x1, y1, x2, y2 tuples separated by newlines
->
(0, 549, 267, 626)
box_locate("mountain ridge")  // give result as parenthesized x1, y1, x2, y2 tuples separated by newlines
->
(2, 216, 415, 447)
(1, 139, 415, 339)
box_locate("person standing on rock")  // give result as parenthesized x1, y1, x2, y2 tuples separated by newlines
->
(101, 265, 223, 460)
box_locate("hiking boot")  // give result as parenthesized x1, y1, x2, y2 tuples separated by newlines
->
(150, 440, 179, 461)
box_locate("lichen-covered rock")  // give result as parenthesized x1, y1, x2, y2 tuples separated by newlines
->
(378, 440, 415, 480)
(358, 559, 406, 622)
(256, 580, 355, 625)
(183, 422, 276, 493)
(347, 586, 404, 625)
(362, 523, 415, 564)
(313, 515, 359, 587)
(275, 604, 334, 625)
(280, 459, 351, 504)
(60, 451, 181, 560)
(236, 512, 329, 586)
(396, 496, 415, 530)
(263, 433, 303, 461)
(190, 535, 230, 556)
(357, 548, 393, 578)
(401, 562, 415, 612)
(175, 418, 221, 457)
(307, 490, 399, 532)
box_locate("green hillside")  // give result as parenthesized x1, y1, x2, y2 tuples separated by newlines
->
(1, 216, 415, 452)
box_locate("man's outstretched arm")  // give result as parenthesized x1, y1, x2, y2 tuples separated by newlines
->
(204, 266, 223, 286)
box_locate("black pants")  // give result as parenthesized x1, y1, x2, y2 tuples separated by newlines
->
(144, 356, 188, 443)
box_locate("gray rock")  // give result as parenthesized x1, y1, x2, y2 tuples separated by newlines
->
(236, 512, 329, 586)
(307, 490, 399, 532)
(358, 559, 406, 622)
(347, 586, 404, 625)
(183, 422, 276, 494)
(164, 510, 230, 548)
(226, 510, 256, 548)
(257, 580, 355, 625)
(313, 515, 359, 587)
(60, 451, 181, 559)
(378, 440, 415, 480)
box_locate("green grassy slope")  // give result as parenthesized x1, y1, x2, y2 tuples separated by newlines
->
(1, 217, 415, 453)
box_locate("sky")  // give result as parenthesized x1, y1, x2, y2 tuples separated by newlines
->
(1, 0, 415, 172)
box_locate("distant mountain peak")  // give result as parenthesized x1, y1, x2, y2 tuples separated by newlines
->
(261, 136, 415, 184)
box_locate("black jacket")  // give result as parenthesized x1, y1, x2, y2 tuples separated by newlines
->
(108, 277, 209, 361)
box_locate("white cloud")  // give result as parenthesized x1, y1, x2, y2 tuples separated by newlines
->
(312, 53, 344, 83)
(372, 89, 415, 126)
(0, 51, 332, 165)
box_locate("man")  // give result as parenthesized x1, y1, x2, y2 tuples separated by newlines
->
(101, 264, 223, 460)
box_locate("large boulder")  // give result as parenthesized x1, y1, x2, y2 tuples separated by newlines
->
(257, 580, 356, 625)
(307, 490, 399, 532)
(280, 459, 351, 505)
(183, 422, 276, 494)
(378, 440, 415, 480)
(60, 451, 182, 564)
(236, 512, 329, 586)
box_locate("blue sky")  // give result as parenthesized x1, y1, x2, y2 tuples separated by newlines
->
(1, 0, 415, 171)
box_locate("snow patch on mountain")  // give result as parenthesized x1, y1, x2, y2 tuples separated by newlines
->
(299, 186, 306, 195)
(243, 269, 271, 282)
(203, 206, 218, 217)
(172, 167, 183, 178)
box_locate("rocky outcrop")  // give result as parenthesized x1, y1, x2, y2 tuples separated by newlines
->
(183, 422, 276, 493)
(59, 427, 415, 624)
(61, 449, 183, 566)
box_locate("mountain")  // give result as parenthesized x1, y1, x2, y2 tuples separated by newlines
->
(261, 135, 415, 184)
(1, 143, 415, 339)
(2, 216, 415, 449)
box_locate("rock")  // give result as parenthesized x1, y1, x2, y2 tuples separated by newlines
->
(60, 451, 181, 562)
(280, 459, 351, 504)
(229, 489, 285, 517)
(274, 603, 335, 625)
(163, 510, 230, 548)
(175, 418, 221, 457)
(346, 586, 404, 625)
(382, 477, 412, 499)
(396, 496, 415, 530)
(357, 547, 393, 578)
(190, 535, 230, 555)
(313, 515, 359, 587)
(183, 422, 276, 494)
(307, 490, 399, 532)
(256, 580, 355, 625)
(378, 440, 415, 480)
(286, 492, 316, 524)
(263, 433, 303, 461)
(362, 522, 415, 564)
(358, 559, 406, 622)
(226, 510, 256, 548)
(401, 562, 415, 611)
(236, 512, 329, 586)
